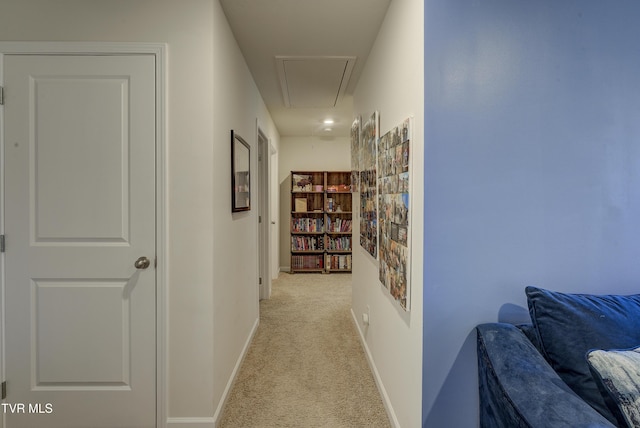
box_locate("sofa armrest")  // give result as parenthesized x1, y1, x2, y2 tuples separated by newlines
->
(477, 323, 615, 428)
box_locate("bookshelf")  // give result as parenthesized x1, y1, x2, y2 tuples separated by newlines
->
(290, 171, 352, 273)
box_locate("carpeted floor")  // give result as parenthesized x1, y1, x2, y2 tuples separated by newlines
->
(218, 273, 390, 428)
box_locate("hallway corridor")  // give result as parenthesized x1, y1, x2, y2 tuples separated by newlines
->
(219, 273, 390, 427)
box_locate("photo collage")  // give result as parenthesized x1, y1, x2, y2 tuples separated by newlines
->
(378, 119, 411, 310)
(352, 111, 412, 312)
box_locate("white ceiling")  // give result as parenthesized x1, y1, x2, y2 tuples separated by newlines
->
(219, 0, 391, 138)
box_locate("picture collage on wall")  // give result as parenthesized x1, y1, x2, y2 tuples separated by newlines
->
(359, 112, 379, 259)
(378, 118, 411, 311)
(353, 110, 412, 312)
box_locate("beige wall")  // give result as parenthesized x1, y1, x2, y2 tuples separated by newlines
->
(351, 0, 424, 426)
(0, 1, 280, 425)
(211, 0, 281, 419)
(277, 136, 351, 271)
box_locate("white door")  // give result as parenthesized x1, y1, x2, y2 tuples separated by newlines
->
(3, 54, 156, 427)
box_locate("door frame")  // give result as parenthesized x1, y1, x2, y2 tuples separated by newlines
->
(0, 42, 168, 428)
(257, 125, 270, 300)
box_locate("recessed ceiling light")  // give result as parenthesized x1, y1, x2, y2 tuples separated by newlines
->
(323, 119, 334, 125)
(324, 128, 332, 132)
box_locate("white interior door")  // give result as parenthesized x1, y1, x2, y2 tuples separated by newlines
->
(3, 54, 156, 428)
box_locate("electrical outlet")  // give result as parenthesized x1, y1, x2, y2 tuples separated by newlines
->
(363, 305, 371, 325)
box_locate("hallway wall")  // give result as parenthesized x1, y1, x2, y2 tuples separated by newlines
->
(423, 1, 640, 426)
(351, 1, 424, 427)
(212, 0, 281, 421)
(0, 1, 280, 425)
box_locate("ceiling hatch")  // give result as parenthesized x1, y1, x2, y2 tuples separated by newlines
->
(276, 56, 356, 108)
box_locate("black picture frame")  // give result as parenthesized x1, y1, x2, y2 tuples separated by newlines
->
(231, 130, 250, 212)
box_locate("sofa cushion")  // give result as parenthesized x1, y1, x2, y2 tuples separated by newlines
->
(526, 286, 640, 424)
(586, 347, 640, 428)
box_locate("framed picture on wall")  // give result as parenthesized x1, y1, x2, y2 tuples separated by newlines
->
(231, 130, 250, 212)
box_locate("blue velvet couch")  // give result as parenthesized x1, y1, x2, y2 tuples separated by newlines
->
(476, 286, 640, 428)
(477, 323, 616, 427)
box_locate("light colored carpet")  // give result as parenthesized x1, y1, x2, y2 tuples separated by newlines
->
(218, 273, 391, 428)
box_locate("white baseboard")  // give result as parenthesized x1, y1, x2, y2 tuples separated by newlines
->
(166, 417, 215, 428)
(212, 317, 260, 426)
(350, 309, 401, 428)
(280, 266, 290, 273)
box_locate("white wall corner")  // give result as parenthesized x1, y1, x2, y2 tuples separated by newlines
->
(165, 316, 258, 428)
(212, 317, 260, 425)
(350, 308, 401, 428)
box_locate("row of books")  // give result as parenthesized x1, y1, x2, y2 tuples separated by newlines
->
(326, 254, 352, 271)
(291, 255, 324, 270)
(291, 236, 324, 251)
(291, 217, 324, 233)
(327, 218, 352, 233)
(326, 236, 352, 251)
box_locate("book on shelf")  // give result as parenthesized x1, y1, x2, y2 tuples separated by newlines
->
(327, 217, 352, 233)
(326, 198, 333, 212)
(326, 254, 352, 270)
(295, 198, 307, 212)
(291, 235, 324, 251)
(292, 255, 324, 270)
(291, 217, 324, 233)
(327, 236, 352, 251)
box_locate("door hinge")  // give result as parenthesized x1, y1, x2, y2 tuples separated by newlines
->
(0, 235, 5, 253)
(259, 277, 263, 285)
(0, 86, 4, 105)
(2, 381, 6, 399)
(259, 216, 262, 223)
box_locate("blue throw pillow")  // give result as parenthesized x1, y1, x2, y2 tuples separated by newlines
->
(586, 347, 640, 428)
(526, 286, 640, 424)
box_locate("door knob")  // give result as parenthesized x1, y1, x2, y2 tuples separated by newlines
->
(134, 256, 151, 270)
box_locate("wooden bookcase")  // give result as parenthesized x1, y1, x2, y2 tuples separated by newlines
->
(290, 171, 352, 273)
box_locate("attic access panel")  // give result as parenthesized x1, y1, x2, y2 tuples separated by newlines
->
(276, 56, 356, 108)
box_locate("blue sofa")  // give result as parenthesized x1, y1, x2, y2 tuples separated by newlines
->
(476, 287, 640, 428)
